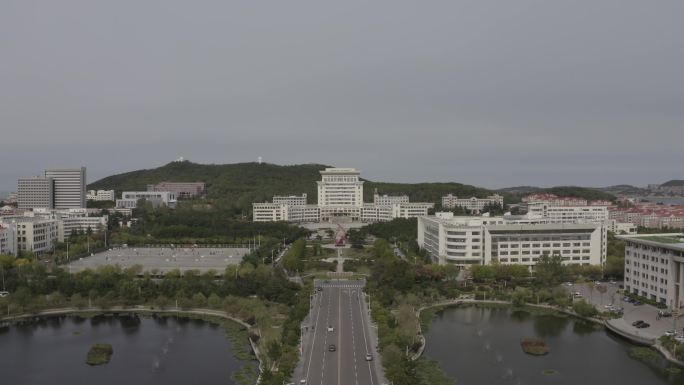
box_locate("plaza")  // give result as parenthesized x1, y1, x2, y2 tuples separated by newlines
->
(66, 246, 249, 274)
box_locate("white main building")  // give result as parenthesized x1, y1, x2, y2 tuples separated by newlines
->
(253, 168, 434, 223)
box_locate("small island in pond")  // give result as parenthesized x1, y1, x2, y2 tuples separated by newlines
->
(86, 343, 113, 365)
(521, 338, 550, 356)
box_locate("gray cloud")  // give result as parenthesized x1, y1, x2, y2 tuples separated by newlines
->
(1, 0, 683, 190)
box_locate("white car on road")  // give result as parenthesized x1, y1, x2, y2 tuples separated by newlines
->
(327, 325, 334, 332)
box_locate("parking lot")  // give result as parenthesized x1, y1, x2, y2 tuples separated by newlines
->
(567, 282, 679, 340)
(66, 246, 248, 274)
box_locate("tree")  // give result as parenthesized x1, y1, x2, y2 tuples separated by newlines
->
(266, 340, 282, 364)
(573, 300, 598, 317)
(208, 293, 222, 309)
(282, 239, 305, 272)
(192, 292, 207, 307)
(470, 265, 495, 282)
(153, 295, 170, 309)
(534, 254, 565, 287)
(70, 293, 87, 308)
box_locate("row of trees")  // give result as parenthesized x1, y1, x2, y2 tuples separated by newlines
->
(282, 239, 306, 272)
(124, 203, 308, 245)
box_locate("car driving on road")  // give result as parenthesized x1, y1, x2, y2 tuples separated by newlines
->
(328, 344, 336, 352)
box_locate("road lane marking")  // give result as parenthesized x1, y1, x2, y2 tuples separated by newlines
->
(348, 290, 359, 385)
(357, 290, 375, 385)
(338, 287, 342, 385)
(305, 287, 325, 383)
(320, 290, 332, 385)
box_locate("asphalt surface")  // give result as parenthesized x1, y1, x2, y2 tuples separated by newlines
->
(568, 282, 679, 339)
(66, 247, 248, 274)
(299, 280, 379, 385)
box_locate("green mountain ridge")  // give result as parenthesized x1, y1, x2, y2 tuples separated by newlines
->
(661, 180, 684, 187)
(88, 161, 615, 214)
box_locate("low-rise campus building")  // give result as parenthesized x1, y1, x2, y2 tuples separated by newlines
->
(0, 217, 59, 255)
(441, 194, 504, 213)
(116, 191, 177, 209)
(146, 182, 206, 199)
(87, 190, 115, 201)
(418, 212, 607, 268)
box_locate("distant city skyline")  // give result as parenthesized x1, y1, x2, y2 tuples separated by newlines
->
(1, 1, 682, 191)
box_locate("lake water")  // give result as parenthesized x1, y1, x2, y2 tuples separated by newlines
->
(423, 306, 684, 385)
(0, 314, 253, 385)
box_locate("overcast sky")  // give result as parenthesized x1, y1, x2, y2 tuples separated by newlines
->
(1, 0, 683, 191)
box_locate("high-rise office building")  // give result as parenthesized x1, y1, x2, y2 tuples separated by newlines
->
(17, 177, 54, 209)
(45, 167, 86, 209)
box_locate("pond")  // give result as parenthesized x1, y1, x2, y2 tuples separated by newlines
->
(0, 314, 255, 385)
(423, 305, 684, 385)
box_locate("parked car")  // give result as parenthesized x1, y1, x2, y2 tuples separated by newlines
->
(633, 301, 643, 306)
(623, 296, 633, 303)
(659, 310, 673, 317)
(328, 344, 336, 352)
(327, 325, 334, 332)
(0, 291, 9, 298)
(632, 320, 645, 327)
(636, 322, 650, 329)
(564, 282, 573, 287)
(573, 291, 582, 297)
(664, 330, 677, 337)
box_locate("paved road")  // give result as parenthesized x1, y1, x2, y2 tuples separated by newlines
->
(297, 280, 379, 385)
(567, 282, 679, 339)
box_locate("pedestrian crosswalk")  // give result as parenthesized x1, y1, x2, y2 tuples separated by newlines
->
(315, 279, 366, 289)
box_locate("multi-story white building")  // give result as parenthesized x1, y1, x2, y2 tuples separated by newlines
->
(374, 194, 409, 206)
(619, 233, 684, 307)
(273, 193, 308, 206)
(603, 219, 637, 235)
(253, 168, 433, 223)
(30, 208, 108, 241)
(0, 217, 59, 255)
(418, 213, 607, 268)
(441, 194, 504, 213)
(87, 190, 116, 201)
(45, 167, 86, 209)
(0, 224, 17, 256)
(526, 202, 610, 224)
(17, 176, 54, 209)
(147, 182, 206, 199)
(317, 168, 365, 221)
(116, 191, 177, 209)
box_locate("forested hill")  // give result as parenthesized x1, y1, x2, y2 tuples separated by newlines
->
(661, 180, 684, 187)
(539, 186, 617, 202)
(88, 161, 506, 212)
(89, 162, 327, 209)
(89, 161, 616, 215)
